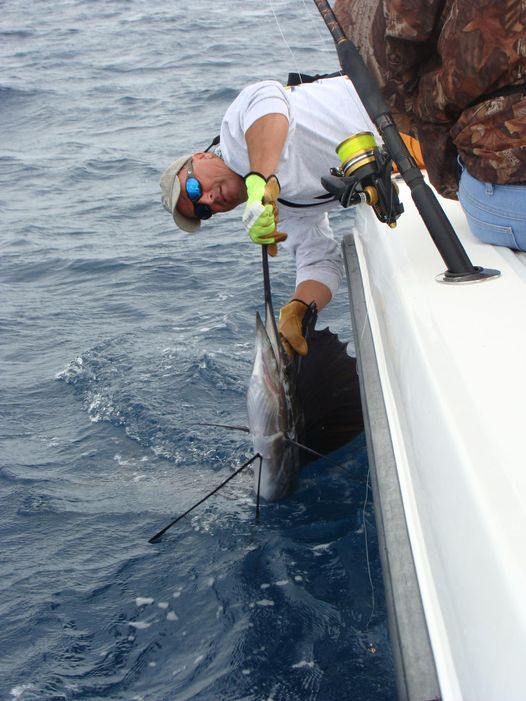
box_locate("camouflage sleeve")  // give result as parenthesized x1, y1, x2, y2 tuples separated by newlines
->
(333, 0, 526, 197)
(332, 0, 445, 135)
(382, 0, 444, 113)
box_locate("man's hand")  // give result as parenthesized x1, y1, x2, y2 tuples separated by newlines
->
(243, 173, 287, 253)
(278, 299, 309, 357)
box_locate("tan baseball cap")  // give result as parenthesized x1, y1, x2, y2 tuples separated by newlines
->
(160, 154, 200, 233)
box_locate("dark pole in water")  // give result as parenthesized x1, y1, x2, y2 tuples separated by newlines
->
(313, 0, 499, 283)
(262, 246, 274, 314)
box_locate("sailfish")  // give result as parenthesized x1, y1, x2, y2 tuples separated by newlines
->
(247, 293, 364, 501)
(148, 250, 364, 542)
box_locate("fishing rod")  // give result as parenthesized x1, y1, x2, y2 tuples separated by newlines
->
(313, 0, 499, 283)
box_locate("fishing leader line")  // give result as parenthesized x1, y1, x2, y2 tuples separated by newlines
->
(267, 0, 341, 144)
(362, 467, 376, 633)
(267, 0, 374, 146)
(268, 0, 334, 69)
(267, 0, 304, 81)
(267, 0, 379, 648)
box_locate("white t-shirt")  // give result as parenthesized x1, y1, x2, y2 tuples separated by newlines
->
(220, 76, 377, 295)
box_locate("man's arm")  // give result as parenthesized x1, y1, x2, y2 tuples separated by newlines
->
(292, 280, 332, 311)
(242, 113, 290, 248)
(277, 213, 342, 356)
(245, 113, 289, 178)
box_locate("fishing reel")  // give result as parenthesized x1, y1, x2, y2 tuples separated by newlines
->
(322, 131, 404, 227)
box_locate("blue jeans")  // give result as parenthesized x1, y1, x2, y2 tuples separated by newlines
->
(458, 166, 526, 251)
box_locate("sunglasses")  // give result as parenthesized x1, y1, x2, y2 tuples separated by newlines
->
(185, 160, 213, 220)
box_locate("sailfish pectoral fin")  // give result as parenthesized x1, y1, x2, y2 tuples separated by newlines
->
(148, 453, 263, 543)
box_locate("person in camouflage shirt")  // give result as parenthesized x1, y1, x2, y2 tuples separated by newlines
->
(333, 0, 526, 250)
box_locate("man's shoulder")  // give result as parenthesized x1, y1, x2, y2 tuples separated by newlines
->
(225, 80, 290, 116)
(239, 79, 286, 94)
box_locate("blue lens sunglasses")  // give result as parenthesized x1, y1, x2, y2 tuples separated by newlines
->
(185, 160, 213, 220)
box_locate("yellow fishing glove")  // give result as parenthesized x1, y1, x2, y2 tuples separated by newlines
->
(278, 299, 309, 357)
(243, 173, 287, 255)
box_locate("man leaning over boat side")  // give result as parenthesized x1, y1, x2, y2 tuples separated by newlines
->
(160, 75, 379, 357)
(333, 0, 526, 251)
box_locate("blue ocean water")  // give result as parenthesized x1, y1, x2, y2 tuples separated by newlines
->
(0, 1, 396, 699)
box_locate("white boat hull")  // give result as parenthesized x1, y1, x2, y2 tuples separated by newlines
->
(344, 175, 526, 701)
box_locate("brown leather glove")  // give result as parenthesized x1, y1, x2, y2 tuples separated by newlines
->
(278, 299, 309, 357)
(263, 175, 287, 257)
